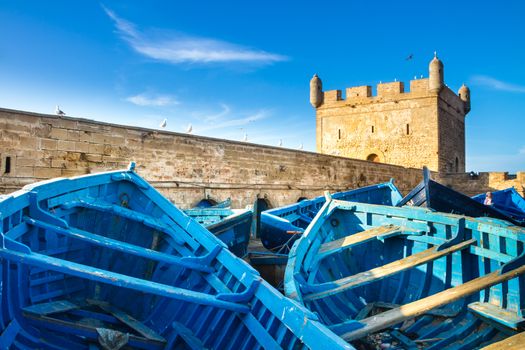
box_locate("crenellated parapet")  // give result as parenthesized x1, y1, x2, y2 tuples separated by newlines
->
(311, 54, 471, 115)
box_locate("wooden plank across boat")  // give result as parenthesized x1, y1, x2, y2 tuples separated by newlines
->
(0, 163, 352, 350)
(398, 167, 523, 226)
(285, 193, 525, 349)
(259, 180, 403, 253)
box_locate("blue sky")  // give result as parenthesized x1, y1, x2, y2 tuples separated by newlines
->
(0, 1, 524, 172)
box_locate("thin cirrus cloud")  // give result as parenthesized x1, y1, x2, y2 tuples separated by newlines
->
(103, 7, 288, 65)
(125, 93, 179, 107)
(183, 103, 269, 134)
(470, 75, 525, 93)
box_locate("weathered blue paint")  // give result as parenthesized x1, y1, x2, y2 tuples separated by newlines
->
(398, 167, 524, 227)
(472, 188, 525, 225)
(286, 195, 525, 349)
(0, 163, 352, 349)
(259, 180, 403, 252)
(184, 207, 253, 257)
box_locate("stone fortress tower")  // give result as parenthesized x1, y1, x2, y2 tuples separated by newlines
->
(312, 54, 471, 173)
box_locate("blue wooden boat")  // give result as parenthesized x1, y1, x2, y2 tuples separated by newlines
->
(472, 188, 525, 226)
(286, 194, 525, 349)
(0, 163, 352, 349)
(193, 197, 232, 209)
(259, 181, 403, 253)
(397, 167, 523, 227)
(184, 207, 253, 257)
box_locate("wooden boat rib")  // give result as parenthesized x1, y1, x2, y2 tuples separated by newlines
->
(398, 167, 523, 226)
(0, 163, 352, 349)
(285, 193, 525, 349)
(259, 180, 403, 252)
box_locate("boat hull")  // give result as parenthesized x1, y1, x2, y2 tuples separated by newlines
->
(398, 167, 523, 226)
(0, 164, 352, 349)
(184, 207, 253, 257)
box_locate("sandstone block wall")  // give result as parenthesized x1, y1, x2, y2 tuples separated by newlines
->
(0, 108, 425, 209)
(437, 172, 525, 197)
(315, 78, 468, 173)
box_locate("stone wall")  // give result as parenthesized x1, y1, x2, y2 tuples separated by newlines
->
(0, 108, 425, 209)
(437, 172, 525, 197)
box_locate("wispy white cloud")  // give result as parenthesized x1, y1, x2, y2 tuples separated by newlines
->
(195, 108, 268, 132)
(470, 75, 525, 93)
(202, 103, 231, 122)
(103, 7, 288, 65)
(125, 93, 179, 107)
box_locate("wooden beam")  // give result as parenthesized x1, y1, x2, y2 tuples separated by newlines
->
(318, 224, 402, 257)
(341, 264, 525, 341)
(481, 332, 525, 349)
(305, 239, 476, 301)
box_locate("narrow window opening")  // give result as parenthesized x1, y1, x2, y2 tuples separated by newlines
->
(4, 156, 11, 174)
(406, 124, 410, 135)
(371, 125, 375, 133)
(338, 129, 341, 140)
(455, 157, 459, 173)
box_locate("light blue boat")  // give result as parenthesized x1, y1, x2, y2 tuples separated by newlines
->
(286, 194, 525, 349)
(259, 181, 403, 253)
(0, 163, 352, 349)
(184, 207, 253, 257)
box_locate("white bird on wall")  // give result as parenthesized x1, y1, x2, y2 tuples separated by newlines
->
(55, 105, 65, 116)
(243, 133, 248, 142)
(186, 124, 193, 133)
(159, 118, 167, 128)
(278, 139, 283, 147)
(298, 143, 303, 150)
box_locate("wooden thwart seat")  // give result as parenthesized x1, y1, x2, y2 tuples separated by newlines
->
(317, 224, 403, 258)
(468, 302, 525, 330)
(304, 238, 475, 301)
(481, 331, 525, 349)
(341, 263, 525, 341)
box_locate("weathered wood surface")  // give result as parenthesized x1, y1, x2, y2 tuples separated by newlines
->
(305, 238, 476, 301)
(481, 331, 525, 350)
(318, 224, 401, 256)
(342, 264, 525, 341)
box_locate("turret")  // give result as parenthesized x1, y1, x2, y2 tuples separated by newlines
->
(428, 52, 444, 93)
(458, 84, 471, 113)
(310, 74, 323, 108)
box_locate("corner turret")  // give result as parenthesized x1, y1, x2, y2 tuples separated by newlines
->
(310, 74, 323, 108)
(429, 52, 444, 93)
(458, 84, 471, 113)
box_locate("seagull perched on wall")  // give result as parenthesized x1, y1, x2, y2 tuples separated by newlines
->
(278, 139, 283, 147)
(298, 143, 303, 150)
(405, 53, 414, 61)
(55, 105, 65, 116)
(243, 133, 248, 142)
(186, 124, 193, 134)
(159, 118, 167, 128)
